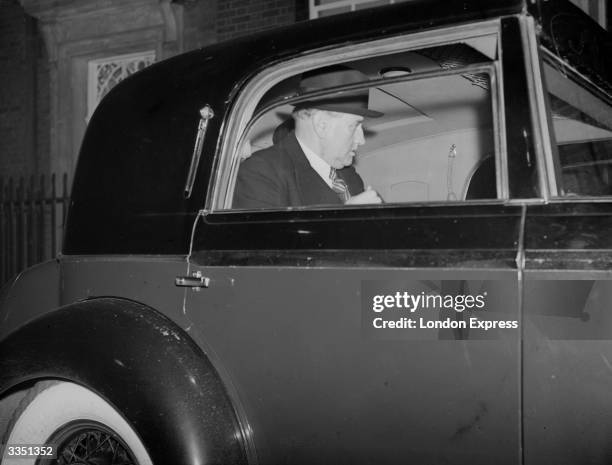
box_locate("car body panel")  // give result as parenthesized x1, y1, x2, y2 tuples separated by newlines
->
(0, 260, 60, 341)
(184, 203, 523, 464)
(184, 266, 520, 465)
(522, 202, 612, 464)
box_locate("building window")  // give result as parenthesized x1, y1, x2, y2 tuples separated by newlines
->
(87, 51, 156, 121)
(309, 0, 412, 19)
(310, 0, 607, 28)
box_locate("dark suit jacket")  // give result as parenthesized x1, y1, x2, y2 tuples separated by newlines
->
(233, 133, 364, 209)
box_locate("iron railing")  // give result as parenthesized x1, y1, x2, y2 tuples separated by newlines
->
(0, 174, 70, 286)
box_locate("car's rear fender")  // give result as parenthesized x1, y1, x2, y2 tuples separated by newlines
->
(0, 297, 248, 465)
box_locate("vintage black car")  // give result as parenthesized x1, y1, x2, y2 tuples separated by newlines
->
(2, 0, 612, 464)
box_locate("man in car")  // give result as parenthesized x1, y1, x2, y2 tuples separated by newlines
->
(233, 66, 384, 209)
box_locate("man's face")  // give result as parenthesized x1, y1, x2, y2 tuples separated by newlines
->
(319, 112, 365, 169)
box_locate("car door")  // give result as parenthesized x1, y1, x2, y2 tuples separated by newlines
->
(182, 20, 529, 465)
(523, 40, 612, 465)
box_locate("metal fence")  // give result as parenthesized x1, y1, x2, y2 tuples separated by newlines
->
(0, 174, 70, 286)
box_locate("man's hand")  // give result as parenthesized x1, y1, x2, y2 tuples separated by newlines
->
(345, 186, 383, 205)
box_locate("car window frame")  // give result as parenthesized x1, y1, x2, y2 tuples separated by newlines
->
(206, 19, 507, 214)
(540, 47, 612, 201)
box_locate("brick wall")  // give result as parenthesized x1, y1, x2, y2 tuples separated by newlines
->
(0, 0, 49, 179)
(216, 0, 299, 42)
(183, 0, 218, 50)
(35, 36, 50, 176)
(0, 0, 32, 178)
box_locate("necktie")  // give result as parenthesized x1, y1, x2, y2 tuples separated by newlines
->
(329, 167, 351, 202)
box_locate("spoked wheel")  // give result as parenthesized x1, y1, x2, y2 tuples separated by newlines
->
(2, 382, 152, 465)
(42, 420, 137, 465)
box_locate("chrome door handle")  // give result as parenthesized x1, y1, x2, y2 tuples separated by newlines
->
(175, 271, 210, 289)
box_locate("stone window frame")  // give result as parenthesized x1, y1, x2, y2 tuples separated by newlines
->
(308, 0, 410, 19)
(86, 50, 156, 121)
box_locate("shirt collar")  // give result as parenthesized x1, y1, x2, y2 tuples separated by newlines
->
(295, 135, 333, 187)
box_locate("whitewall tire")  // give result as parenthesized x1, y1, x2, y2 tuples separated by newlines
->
(2, 381, 152, 465)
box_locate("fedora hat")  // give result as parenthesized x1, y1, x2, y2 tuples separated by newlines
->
(294, 65, 383, 118)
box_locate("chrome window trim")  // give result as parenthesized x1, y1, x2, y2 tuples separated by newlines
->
(492, 55, 507, 200)
(521, 16, 555, 201)
(207, 198, 521, 220)
(535, 51, 564, 198)
(207, 19, 505, 212)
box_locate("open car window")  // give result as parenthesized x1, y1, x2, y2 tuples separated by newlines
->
(218, 34, 502, 211)
(544, 61, 612, 197)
